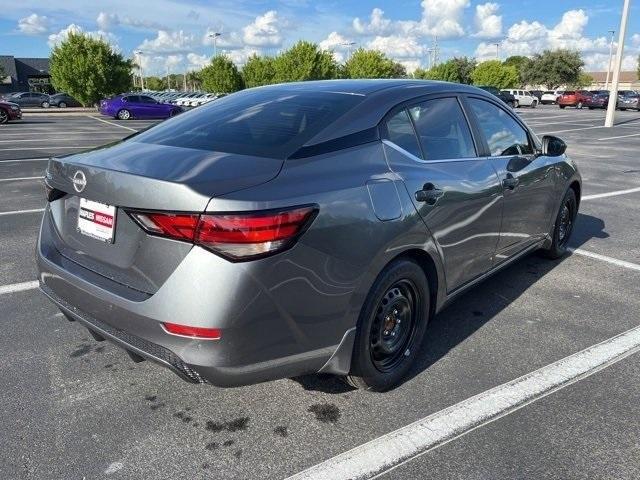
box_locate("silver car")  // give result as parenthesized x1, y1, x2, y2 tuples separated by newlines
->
(37, 80, 581, 391)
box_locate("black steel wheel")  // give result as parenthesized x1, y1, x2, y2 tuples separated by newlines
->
(541, 188, 577, 259)
(0, 109, 8, 124)
(346, 259, 430, 391)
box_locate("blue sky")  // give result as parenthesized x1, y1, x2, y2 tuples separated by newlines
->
(1, 1, 639, 75)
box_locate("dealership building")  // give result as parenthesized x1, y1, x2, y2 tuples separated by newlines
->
(0, 56, 52, 94)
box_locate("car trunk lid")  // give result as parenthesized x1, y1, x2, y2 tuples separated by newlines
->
(44, 141, 283, 294)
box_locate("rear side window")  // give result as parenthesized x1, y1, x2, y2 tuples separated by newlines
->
(468, 98, 533, 156)
(132, 89, 363, 159)
(385, 109, 422, 158)
(408, 97, 476, 160)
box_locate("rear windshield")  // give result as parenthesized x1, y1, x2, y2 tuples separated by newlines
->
(131, 88, 364, 159)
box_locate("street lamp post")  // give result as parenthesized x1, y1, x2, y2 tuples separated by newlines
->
(605, 0, 631, 128)
(494, 42, 500, 60)
(208, 32, 222, 57)
(134, 50, 145, 90)
(605, 30, 616, 90)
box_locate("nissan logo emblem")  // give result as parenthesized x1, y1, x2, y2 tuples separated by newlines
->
(72, 170, 87, 193)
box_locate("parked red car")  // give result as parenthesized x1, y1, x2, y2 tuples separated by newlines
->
(0, 100, 22, 124)
(558, 91, 592, 109)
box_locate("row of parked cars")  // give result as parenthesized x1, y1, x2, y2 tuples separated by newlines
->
(98, 91, 224, 120)
(479, 86, 640, 111)
(0, 91, 82, 108)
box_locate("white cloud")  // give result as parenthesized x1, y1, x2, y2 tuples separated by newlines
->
(474, 9, 625, 62)
(243, 10, 284, 47)
(96, 12, 118, 31)
(352, 1, 470, 40)
(319, 31, 353, 62)
(187, 52, 209, 69)
(367, 35, 426, 58)
(473, 3, 502, 39)
(18, 13, 49, 35)
(353, 8, 393, 36)
(96, 11, 167, 31)
(137, 30, 196, 54)
(47, 24, 118, 49)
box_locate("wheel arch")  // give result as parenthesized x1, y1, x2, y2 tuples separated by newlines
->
(569, 180, 581, 209)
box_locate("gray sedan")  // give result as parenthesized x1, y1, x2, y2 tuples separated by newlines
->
(37, 80, 580, 391)
(6, 91, 51, 108)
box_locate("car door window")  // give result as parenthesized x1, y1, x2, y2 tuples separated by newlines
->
(139, 96, 156, 103)
(384, 109, 422, 158)
(468, 98, 533, 156)
(126, 95, 139, 103)
(408, 97, 476, 160)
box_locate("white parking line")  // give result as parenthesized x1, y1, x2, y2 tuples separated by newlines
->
(535, 125, 606, 135)
(570, 248, 640, 272)
(88, 116, 137, 132)
(287, 325, 640, 480)
(0, 158, 49, 163)
(582, 186, 640, 201)
(0, 137, 120, 143)
(0, 176, 42, 182)
(0, 146, 98, 151)
(598, 132, 640, 141)
(0, 208, 44, 216)
(0, 280, 39, 296)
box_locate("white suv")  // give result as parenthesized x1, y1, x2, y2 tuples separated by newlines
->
(541, 90, 563, 105)
(502, 89, 538, 108)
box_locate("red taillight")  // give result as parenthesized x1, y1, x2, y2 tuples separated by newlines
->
(162, 322, 221, 340)
(128, 206, 317, 261)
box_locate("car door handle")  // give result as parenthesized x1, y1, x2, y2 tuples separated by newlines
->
(502, 175, 519, 190)
(415, 183, 444, 205)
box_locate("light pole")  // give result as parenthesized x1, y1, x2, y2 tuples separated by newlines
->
(605, 0, 631, 128)
(208, 32, 222, 57)
(494, 42, 501, 60)
(134, 50, 145, 90)
(341, 41, 356, 60)
(605, 30, 615, 90)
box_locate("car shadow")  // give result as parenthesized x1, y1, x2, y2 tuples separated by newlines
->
(297, 212, 606, 394)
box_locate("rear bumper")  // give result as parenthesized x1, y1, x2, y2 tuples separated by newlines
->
(36, 204, 355, 387)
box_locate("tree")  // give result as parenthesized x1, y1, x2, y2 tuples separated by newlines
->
(413, 57, 476, 84)
(144, 76, 165, 91)
(471, 60, 519, 89)
(49, 32, 133, 106)
(0, 62, 6, 81)
(573, 72, 594, 88)
(200, 55, 244, 93)
(521, 49, 583, 90)
(273, 41, 337, 83)
(242, 54, 276, 88)
(503, 55, 530, 85)
(344, 48, 406, 79)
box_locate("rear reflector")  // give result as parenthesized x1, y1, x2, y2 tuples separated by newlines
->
(162, 322, 222, 340)
(127, 205, 317, 261)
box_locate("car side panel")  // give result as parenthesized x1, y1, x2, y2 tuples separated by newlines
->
(382, 142, 503, 293)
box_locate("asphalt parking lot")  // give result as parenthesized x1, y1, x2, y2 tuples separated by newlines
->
(1, 106, 640, 479)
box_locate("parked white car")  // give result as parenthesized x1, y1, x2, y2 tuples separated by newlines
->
(541, 90, 564, 105)
(188, 93, 218, 107)
(501, 89, 538, 108)
(174, 93, 203, 107)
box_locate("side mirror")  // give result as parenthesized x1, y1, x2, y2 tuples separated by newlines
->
(541, 135, 566, 157)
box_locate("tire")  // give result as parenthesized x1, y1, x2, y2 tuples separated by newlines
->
(345, 259, 430, 391)
(117, 109, 131, 120)
(577, 102, 583, 109)
(559, 105, 566, 109)
(59, 102, 67, 108)
(514, 100, 520, 108)
(41, 101, 50, 108)
(531, 101, 537, 108)
(620, 108, 627, 111)
(0, 109, 8, 124)
(588, 106, 594, 110)
(541, 189, 577, 259)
